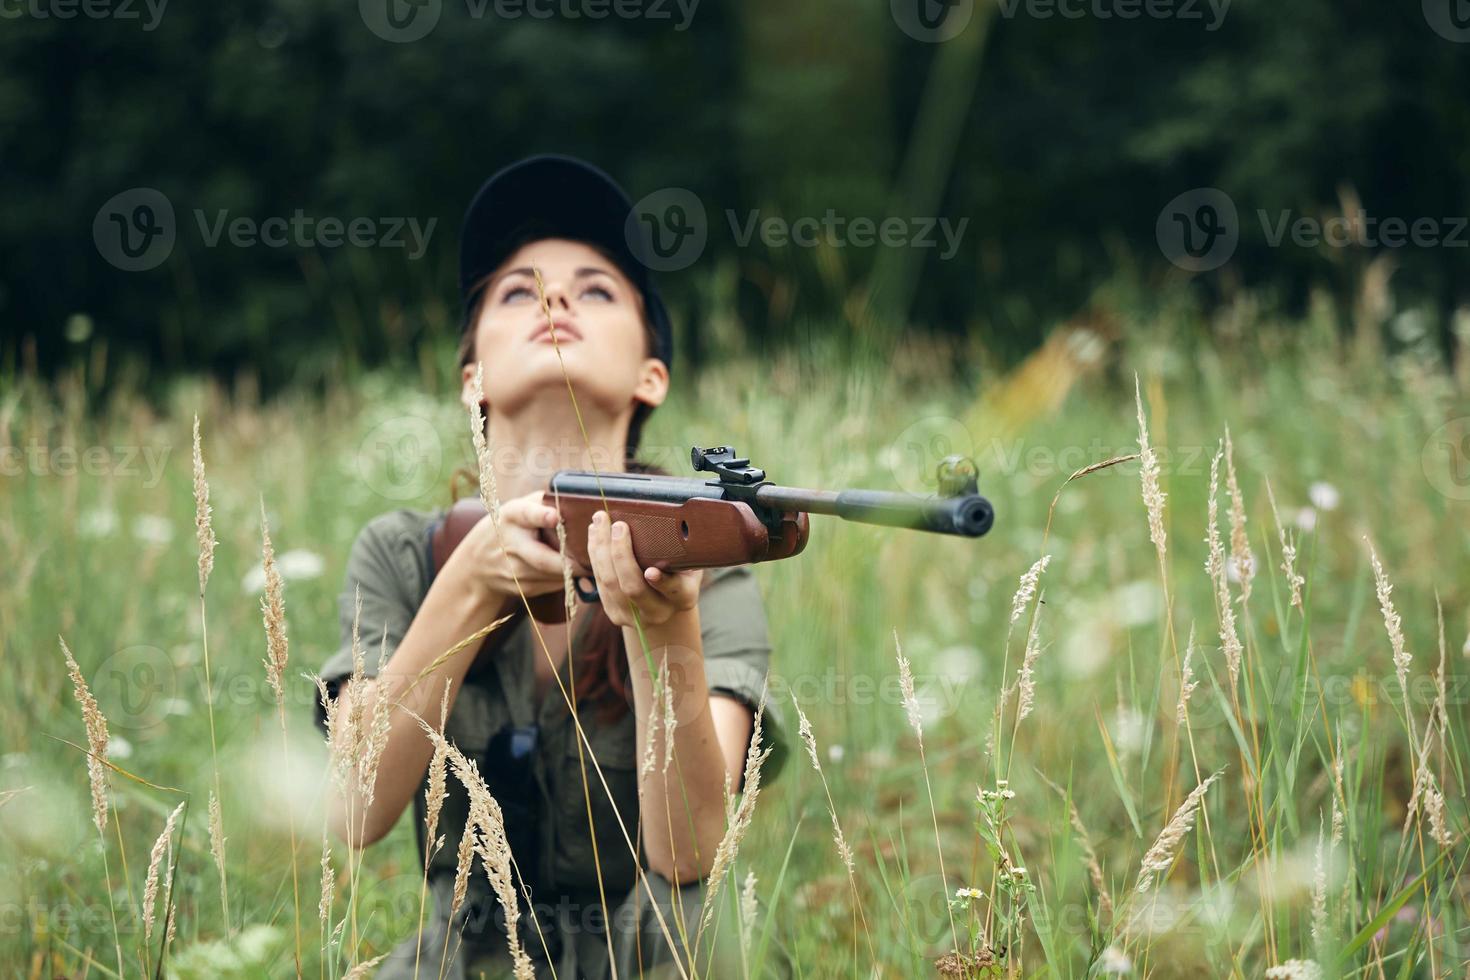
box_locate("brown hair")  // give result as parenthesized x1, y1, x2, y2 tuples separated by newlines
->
(456, 233, 667, 720)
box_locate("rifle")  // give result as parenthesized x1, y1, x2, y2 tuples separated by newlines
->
(430, 445, 995, 624)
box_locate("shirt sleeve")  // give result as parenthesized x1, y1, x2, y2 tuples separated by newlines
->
(697, 564, 788, 785)
(312, 511, 428, 734)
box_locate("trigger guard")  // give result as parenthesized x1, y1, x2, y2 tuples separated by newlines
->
(574, 575, 599, 603)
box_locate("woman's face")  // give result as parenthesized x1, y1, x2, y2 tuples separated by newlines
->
(460, 237, 668, 423)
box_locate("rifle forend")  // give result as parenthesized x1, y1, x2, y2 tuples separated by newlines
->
(430, 444, 995, 624)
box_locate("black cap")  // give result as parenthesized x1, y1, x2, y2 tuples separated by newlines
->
(458, 154, 674, 372)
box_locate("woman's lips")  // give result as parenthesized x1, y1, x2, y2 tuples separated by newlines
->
(529, 320, 582, 344)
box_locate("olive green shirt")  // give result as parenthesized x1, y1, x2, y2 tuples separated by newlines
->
(315, 507, 787, 927)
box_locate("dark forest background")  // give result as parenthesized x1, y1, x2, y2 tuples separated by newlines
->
(3, 0, 1468, 392)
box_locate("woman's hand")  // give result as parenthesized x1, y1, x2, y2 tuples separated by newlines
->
(586, 509, 702, 628)
(445, 490, 569, 607)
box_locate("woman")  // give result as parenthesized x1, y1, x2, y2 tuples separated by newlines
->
(315, 155, 786, 979)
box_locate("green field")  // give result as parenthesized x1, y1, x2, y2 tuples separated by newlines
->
(3, 303, 1468, 978)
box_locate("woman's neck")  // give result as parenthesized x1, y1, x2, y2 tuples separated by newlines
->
(482, 396, 631, 501)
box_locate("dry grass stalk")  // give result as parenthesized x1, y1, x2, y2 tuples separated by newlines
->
(1205, 445, 1243, 689)
(641, 661, 663, 779)
(1038, 771, 1113, 921)
(1264, 960, 1323, 980)
(1009, 555, 1051, 626)
(1222, 426, 1255, 603)
(660, 664, 677, 775)
(1135, 769, 1222, 894)
(1425, 783, 1452, 848)
(208, 791, 228, 906)
(192, 415, 215, 595)
(1433, 597, 1448, 738)
(319, 835, 336, 927)
(259, 500, 289, 704)
(425, 681, 450, 846)
(1264, 478, 1305, 611)
(897, 642, 923, 739)
(739, 869, 759, 961)
(1367, 540, 1413, 707)
(142, 801, 186, 943)
(553, 498, 576, 625)
(324, 588, 370, 797)
(343, 953, 387, 978)
(192, 415, 228, 929)
(450, 817, 476, 922)
(1134, 375, 1167, 567)
(794, 701, 855, 873)
(1176, 624, 1199, 725)
(60, 638, 110, 834)
(895, 629, 959, 951)
(1330, 732, 1346, 847)
(1401, 729, 1441, 838)
(412, 715, 535, 978)
(1311, 818, 1328, 949)
(358, 624, 393, 808)
(1016, 591, 1045, 723)
(699, 690, 772, 939)
(468, 363, 502, 524)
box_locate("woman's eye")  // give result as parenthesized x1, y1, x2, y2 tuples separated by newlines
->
(499, 285, 534, 303)
(580, 284, 614, 301)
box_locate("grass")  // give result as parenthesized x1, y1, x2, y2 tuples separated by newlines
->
(1, 292, 1467, 978)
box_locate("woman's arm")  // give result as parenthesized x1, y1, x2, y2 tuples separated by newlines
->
(328, 492, 569, 848)
(622, 612, 753, 884)
(584, 509, 753, 883)
(327, 561, 497, 847)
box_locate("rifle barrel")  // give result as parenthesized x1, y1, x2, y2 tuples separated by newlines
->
(755, 485, 993, 538)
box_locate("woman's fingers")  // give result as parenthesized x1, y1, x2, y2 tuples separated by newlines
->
(503, 494, 560, 530)
(608, 520, 657, 605)
(586, 511, 621, 606)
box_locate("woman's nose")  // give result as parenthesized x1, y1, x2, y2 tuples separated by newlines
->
(542, 280, 573, 310)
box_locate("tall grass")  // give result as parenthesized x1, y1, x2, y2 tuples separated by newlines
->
(1, 294, 1467, 977)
